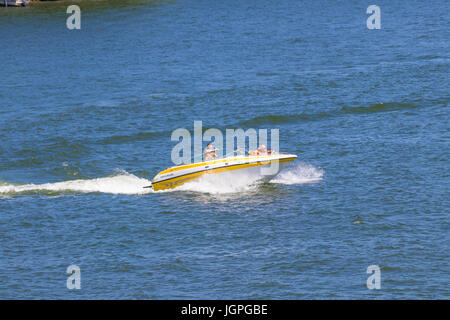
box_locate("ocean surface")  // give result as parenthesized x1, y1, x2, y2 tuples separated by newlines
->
(0, 0, 448, 299)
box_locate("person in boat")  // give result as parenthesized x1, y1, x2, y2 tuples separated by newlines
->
(249, 144, 273, 156)
(203, 142, 218, 161)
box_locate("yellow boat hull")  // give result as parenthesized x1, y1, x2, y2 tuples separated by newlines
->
(151, 154, 297, 191)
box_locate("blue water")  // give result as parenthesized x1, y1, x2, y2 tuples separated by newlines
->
(0, 0, 449, 299)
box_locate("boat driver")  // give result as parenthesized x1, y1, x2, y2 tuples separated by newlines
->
(204, 142, 217, 160)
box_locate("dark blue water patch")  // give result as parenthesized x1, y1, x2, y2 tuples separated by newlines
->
(99, 131, 169, 145)
(238, 102, 426, 126)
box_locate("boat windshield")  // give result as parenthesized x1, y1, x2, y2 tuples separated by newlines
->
(189, 149, 281, 164)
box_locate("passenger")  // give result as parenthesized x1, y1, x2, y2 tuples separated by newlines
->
(249, 145, 273, 156)
(203, 142, 217, 161)
(257, 145, 267, 155)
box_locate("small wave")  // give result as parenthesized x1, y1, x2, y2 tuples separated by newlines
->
(0, 171, 153, 196)
(291, 37, 303, 43)
(341, 102, 420, 115)
(270, 163, 323, 185)
(100, 131, 168, 145)
(238, 102, 421, 127)
(239, 112, 331, 126)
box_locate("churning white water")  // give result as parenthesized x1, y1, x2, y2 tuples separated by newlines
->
(0, 163, 323, 196)
(0, 171, 153, 196)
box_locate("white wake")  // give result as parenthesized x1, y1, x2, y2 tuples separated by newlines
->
(177, 162, 324, 194)
(0, 163, 323, 197)
(270, 163, 324, 185)
(177, 170, 261, 194)
(0, 171, 153, 196)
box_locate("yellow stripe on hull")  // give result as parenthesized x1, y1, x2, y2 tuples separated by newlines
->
(152, 158, 295, 191)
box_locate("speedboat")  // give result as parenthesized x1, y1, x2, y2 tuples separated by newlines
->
(146, 152, 297, 191)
